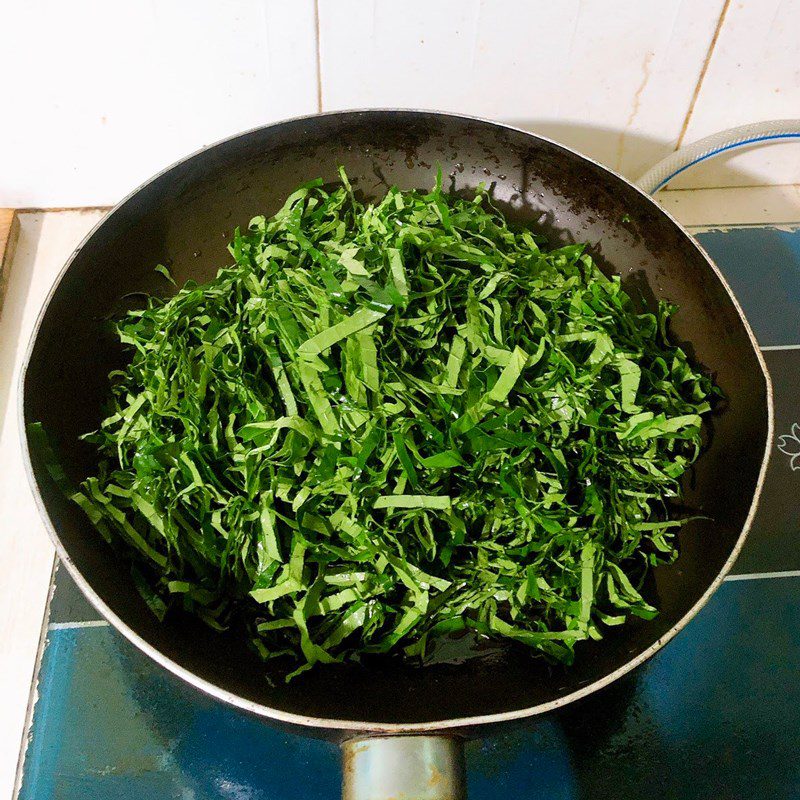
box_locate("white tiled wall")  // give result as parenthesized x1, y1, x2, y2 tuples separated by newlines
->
(318, 0, 723, 179)
(1, 0, 798, 206)
(670, 0, 800, 189)
(0, 1, 319, 207)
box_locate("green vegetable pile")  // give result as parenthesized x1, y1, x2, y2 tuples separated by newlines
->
(66, 170, 716, 679)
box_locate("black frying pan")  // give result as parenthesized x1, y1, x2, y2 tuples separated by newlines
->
(20, 110, 772, 798)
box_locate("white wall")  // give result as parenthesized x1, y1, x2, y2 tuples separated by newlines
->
(0, 1, 319, 207)
(1, 0, 798, 207)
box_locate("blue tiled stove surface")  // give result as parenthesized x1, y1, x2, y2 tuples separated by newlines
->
(16, 225, 800, 800)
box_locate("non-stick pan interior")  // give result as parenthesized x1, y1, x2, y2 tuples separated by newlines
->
(23, 111, 769, 728)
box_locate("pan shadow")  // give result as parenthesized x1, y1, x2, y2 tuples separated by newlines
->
(501, 120, 769, 190)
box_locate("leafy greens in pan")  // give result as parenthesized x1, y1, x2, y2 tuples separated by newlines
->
(47, 170, 717, 680)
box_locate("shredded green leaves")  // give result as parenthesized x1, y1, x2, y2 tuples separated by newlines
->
(54, 169, 717, 678)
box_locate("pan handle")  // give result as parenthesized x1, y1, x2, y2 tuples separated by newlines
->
(342, 735, 466, 800)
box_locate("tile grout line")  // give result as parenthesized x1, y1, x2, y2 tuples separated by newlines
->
(686, 222, 800, 231)
(760, 344, 800, 351)
(15, 194, 800, 219)
(725, 570, 800, 582)
(12, 206, 112, 214)
(313, 0, 323, 113)
(674, 0, 731, 150)
(43, 570, 800, 632)
(48, 620, 109, 630)
(668, 182, 800, 192)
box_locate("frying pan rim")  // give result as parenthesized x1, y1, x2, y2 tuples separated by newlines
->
(18, 108, 774, 733)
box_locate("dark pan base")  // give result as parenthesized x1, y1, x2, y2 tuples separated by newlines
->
(22, 111, 770, 729)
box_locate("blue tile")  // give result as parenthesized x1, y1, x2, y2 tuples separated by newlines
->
(19, 579, 800, 800)
(48, 562, 102, 624)
(694, 226, 800, 346)
(553, 577, 800, 799)
(733, 348, 800, 574)
(19, 627, 339, 800)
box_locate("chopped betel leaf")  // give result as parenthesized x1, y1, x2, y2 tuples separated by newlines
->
(45, 169, 718, 678)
